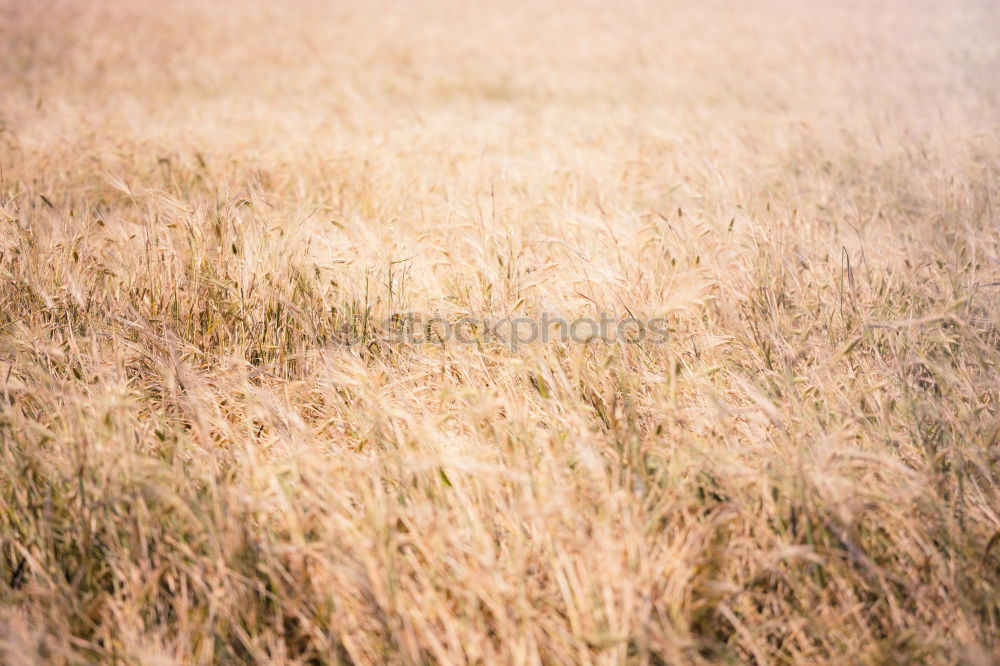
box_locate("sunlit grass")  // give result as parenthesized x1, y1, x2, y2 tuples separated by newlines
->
(1, 0, 999, 663)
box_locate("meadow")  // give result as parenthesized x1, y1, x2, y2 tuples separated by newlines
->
(1, 0, 999, 663)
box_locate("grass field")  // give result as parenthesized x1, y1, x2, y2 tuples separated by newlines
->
(2, 0, 1000, 663)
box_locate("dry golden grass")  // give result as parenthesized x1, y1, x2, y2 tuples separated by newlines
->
(2, 0, 1000, 663)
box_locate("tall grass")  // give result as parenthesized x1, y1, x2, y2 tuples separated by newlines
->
(1, 0, 999, 663)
